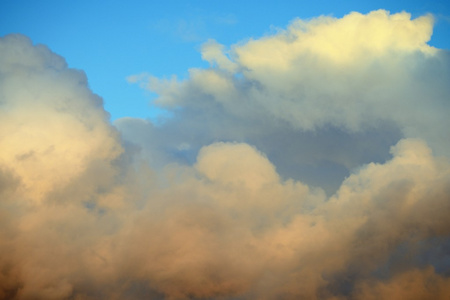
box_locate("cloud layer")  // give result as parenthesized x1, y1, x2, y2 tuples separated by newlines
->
(1, 10, 449, 300)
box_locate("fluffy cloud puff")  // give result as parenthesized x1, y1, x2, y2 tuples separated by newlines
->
(1, 9, 450, 300)
(0, 35, 122, 203)
(132, 9, 449, 156)
(125, 10, 449, 195)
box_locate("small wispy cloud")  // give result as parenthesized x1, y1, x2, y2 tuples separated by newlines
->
(151, 12, 238, 42)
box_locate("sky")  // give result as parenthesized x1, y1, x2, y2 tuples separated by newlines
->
(1, 0, 450, 120)
(1, 1, 450, 300)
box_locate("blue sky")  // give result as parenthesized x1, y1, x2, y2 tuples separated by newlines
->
(1, 0, 449, 121)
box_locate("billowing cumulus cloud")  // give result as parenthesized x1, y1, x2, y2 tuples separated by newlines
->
(126, 10, 450, 194)
(1, 9, 449, 300)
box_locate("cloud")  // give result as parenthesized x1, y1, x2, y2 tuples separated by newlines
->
(151, 12, 238, 43)
(201, 40, 239, 73)
(195, 142, 279, 190)
(0, 35, 122, 203)
(1, 9, 450, 300)
(135, 9, 449, 157)
(353, 267, 450, 300)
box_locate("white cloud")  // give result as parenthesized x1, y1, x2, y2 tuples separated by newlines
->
(201, 39, 239, 72)
(0, 35, 122, 203)
(135, 10, 449, 157)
